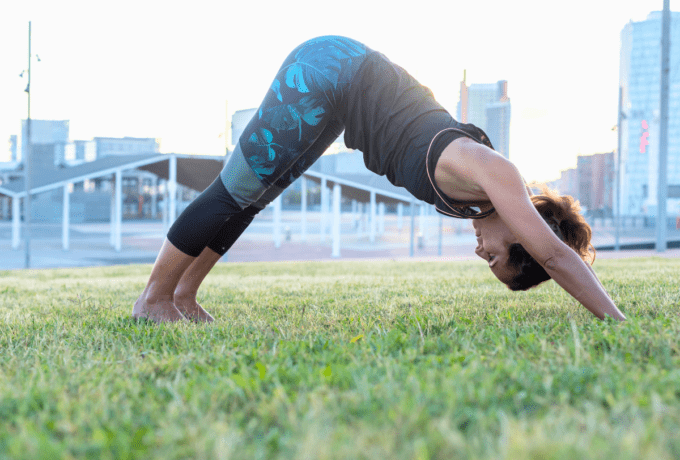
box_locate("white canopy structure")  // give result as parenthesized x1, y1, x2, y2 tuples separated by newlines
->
(1, 152, 423, 259)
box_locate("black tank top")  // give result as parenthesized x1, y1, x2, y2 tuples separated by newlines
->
(342, 49, 495, 219)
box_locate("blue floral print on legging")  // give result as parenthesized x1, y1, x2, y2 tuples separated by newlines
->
(240, 36, 367, 188)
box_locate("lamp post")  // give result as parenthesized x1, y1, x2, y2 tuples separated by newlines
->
(614, 87, 626, 251)
(24, 21, 33, 269)
(656, 0, 671, 253)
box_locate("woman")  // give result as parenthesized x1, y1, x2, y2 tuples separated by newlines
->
(132, 36, 626, 323)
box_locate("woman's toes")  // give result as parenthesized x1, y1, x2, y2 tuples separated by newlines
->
(174, 300, 215, 323)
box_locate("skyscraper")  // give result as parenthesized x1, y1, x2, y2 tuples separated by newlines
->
(619, 11, 680, 218)
(457, 79, 511, 158)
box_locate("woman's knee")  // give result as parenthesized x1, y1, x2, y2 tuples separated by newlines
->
(220, 143, 269, 209)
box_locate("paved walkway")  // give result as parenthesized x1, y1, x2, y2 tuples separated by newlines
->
(2, 220, 680, 270)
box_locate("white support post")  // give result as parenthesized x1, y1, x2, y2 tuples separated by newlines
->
(327, 186, 332, 240)
(110, 178, 116, 247)
(378, 202, 385, 235)
(62, 183, 70, 251)
(162, 181, 169, 235)
(169, 155, 177, 225)
(273, 195, 282, 248)
(12, 197, 20, 249)
(369, 190, 376, 243)
(332, 184, 341, 258)
(151, 175, 158, 219)
(356, 202, 363, 236)
(301, 176, 307, 242)
(137, 175, 143, 217)
(397, 202, 403, 230)
(320, 177, 328, 242)
(115, 169, 122, 252)
(419, 204, 427, 242)
(325, 184, 331, 239)
(351, 200, 357, 230)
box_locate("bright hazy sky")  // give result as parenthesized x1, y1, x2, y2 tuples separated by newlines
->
(1, 0, 677, 182)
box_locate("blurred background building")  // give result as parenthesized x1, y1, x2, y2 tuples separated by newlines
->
(1, 107, 361, 224)
(92, 137, 160, 159)
(0, 119, 197, 223)
(549, 151, 615, 218)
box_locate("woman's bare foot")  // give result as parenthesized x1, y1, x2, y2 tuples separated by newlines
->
(173, 296, 215, 323)
(132, 295, 187, 323)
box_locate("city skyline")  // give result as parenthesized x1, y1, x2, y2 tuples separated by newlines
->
(1, 0, 677, 183)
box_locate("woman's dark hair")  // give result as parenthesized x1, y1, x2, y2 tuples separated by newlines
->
(506, 188, 596, 291)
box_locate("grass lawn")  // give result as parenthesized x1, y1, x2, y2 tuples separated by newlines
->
(0, 257, 679, 459)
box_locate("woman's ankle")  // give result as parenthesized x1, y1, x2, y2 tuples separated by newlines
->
(173, 290, 197, 304)
(141, 286, 175, 305)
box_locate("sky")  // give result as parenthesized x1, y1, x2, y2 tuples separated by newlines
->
(1, 0, 677, 182)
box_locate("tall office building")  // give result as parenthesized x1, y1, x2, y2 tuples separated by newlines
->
(556, 168, 579, 200)
(485, 98, 511, 161)
(619, 10, 680, 217)
(457, 79, 511, 158)
(554, 152, 614, 216)
(591, 152, 615, 213)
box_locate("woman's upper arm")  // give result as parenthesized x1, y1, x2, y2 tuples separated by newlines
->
(469, 148, 565, 264)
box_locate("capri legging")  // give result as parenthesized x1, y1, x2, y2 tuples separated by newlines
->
(167, 36, 368, 257)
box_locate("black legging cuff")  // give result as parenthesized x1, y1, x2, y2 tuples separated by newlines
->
(166, 177, 243, 257)
(206, 206, 261, 256)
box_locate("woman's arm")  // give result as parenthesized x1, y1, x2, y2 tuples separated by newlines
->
(585, 262, 609, 297)
(466, 145, 626, 321)
(541, 247, 624, 320)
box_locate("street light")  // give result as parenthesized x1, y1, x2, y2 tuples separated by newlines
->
(614, 87, 627, 252)
(656, 0, 671, 253)
(20, 21, 37, 268)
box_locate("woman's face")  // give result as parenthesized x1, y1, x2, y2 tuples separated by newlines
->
(472, 213, 520, 285)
